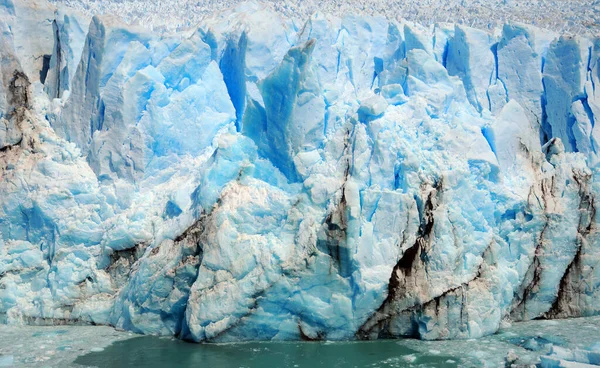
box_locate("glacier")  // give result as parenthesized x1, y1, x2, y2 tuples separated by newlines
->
(0, 0, 599, 343)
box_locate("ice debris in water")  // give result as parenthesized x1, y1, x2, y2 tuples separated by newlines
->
(0, 0, 600, 344)
(540, 346, 600, 367)
(2, 316, 600, 367)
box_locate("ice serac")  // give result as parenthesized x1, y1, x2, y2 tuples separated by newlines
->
(544, 36, 595, 154)
(1, 0, 600, 342)
(446, 25, 495, 113)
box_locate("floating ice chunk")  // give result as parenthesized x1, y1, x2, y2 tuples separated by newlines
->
(540, 346, 600, 368)
(0, 355, 13, 367)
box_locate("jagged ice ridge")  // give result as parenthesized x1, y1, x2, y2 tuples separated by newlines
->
(49, 0, 600, 36)
(1, 0, 600, 343)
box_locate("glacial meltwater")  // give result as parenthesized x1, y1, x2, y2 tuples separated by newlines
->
(74, 338, 456, 368)
(1, 316, 599, 367)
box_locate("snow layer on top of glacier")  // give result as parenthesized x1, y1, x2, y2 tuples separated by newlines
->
(50, 0, 600, 36)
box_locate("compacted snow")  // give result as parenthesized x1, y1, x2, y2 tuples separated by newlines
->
(49, 0, 600, 35)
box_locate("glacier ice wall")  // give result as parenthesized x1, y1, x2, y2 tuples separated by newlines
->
(1, 0, 600, 342)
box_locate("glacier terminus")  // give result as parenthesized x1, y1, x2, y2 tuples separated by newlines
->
(0, 0, 600, 345)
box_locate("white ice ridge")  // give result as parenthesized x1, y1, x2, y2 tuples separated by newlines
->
(0, 0, 599, 342)
(49, 0, 600, 36)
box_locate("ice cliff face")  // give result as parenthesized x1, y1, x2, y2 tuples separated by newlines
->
(1, 0, 600, 342)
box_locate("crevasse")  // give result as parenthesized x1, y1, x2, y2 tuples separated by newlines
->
(0, 0, 599, 342)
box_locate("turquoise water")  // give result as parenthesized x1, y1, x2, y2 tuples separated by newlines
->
(2, 317, 600, 367)
(74, 337, 457, 368)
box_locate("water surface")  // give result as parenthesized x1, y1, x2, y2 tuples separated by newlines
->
(74, 337, 457, 368)
(2, 316, 599, 367)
